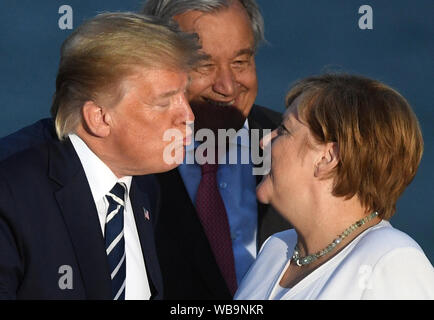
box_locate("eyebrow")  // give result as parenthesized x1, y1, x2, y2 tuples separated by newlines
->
(198, 52, 212, 61)
(158, 89, 179, 99)
(235, 48, 254, 57)
(199, 49, 254, 61)
(157, 77, 191, 99)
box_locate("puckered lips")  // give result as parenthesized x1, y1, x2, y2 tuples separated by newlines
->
(183, 125, 193, 146)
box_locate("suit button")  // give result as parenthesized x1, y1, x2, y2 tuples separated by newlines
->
(219, 182, 227, 189)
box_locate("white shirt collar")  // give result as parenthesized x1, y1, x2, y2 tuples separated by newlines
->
(242, 118, 249, 130)
(235, 119, 250, 147)
(69, 134, 132, 203)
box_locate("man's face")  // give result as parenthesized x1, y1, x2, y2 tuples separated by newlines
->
(106, 68, 193, 176)
(174, 1, 258, 132)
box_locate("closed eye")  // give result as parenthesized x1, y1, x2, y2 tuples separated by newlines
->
(199, 63, 214, 68)
(277, 124, 291, 136)
(233, 60, 248, 66)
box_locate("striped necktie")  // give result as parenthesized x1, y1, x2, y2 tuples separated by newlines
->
(105, 183, 127, 300)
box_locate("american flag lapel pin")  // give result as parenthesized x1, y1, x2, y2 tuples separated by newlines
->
(143, 208, 150, 221)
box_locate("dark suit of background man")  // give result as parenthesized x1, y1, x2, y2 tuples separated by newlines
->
(0, 12, 202, 299)
(142, 0, 290, 299)
(0, 0, 291, 300)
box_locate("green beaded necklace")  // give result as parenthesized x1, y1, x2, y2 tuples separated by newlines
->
(292, 211, 379, 267)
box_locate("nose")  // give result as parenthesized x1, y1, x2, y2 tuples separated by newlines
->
(178, 93, 195, 124)
(260, 129, 278, 150)
(212, 66, 236, 97)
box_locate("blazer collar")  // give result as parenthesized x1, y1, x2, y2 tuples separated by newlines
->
(49, 139, 112, 299)
(129, 178, 163, 299)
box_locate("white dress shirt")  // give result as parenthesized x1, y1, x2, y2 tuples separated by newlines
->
(235, 220, 434, 300)
(69, 134, 151, 300)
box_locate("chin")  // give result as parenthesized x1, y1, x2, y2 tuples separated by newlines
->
(143, 163, 179, 175)
(133, 153, 185, 176)
(160, 149, 185, 172)
(256, 174, 274, 204)
(256, 186, 270, 204)
(174, 146, 186, 165)
(256, 193, 270, 205)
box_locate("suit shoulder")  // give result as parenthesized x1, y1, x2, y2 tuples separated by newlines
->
(357, 221, 421, 251)
(0, 118, 55, 161)
(347, 220, 425, 266)
(249, 105, 283, 129)
(0, 143, 50, 181)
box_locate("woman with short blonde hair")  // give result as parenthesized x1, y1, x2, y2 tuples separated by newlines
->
(235, 73, 434, 300)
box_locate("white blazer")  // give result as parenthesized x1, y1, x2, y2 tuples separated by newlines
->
(235, 220, 434, 300)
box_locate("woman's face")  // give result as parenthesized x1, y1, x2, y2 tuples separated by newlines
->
(257, 106, 317, 216)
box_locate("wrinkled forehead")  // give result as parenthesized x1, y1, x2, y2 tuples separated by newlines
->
(173, 2, 254, 48)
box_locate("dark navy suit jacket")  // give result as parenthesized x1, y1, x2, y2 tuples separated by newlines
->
(0, 137, 163, 299)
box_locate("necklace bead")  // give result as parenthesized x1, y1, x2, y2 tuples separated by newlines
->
(292, 211, 379, 267)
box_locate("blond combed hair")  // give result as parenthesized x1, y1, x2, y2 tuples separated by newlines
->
(51, 12, 202, 140)
(286, 73, 424, 220)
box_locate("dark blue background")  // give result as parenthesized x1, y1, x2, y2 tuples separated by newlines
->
(0, 1, 432, 264)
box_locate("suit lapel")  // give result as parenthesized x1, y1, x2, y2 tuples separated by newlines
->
(129, 178, 163, 299)
(49, 139, 111, 299)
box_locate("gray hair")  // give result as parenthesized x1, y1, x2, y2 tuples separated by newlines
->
(142, 0, 265, 50)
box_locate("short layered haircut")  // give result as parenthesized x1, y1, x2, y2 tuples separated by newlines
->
(286, 73, 423, 220)
(51, 12, 202, 140)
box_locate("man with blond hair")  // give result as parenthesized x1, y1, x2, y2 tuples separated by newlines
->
(0, 12, 201, 299)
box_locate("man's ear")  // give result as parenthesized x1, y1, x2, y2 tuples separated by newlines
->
(314, 142, 339, 178)
(81, 101, 111, 138)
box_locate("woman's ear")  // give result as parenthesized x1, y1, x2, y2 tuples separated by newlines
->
(81, 101, 111, 137)
(314, 142, 339, 178)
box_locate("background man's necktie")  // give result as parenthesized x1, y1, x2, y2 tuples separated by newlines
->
(105, 183, 127, 300)
(196, 162, 238, 296)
